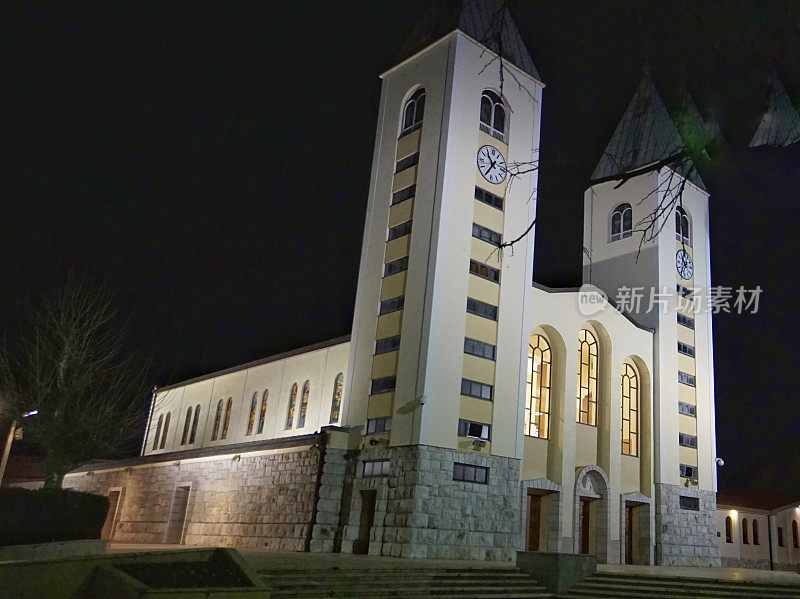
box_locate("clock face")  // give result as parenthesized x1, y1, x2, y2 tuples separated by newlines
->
(676, 250, 694, 280)
(477, 145, 507, 185)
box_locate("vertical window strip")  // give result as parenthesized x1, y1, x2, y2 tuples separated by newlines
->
(189, 404, 201, 444)
(221, 398, 233, 439)
(212, 400, 223, 441)
(387, 220, 412, 241)
(621, 363, 639, 456)
(257, 390, 269, 434)
(329, 373, 343, 423)
(525, 334, 551, 439)
(246, 392, 257, 435)
(576, 329, 598, 426)
(160, 413, 170, 449)
(181, 406, 192, 445)
(298, 381, 310, 428)
(285, 383, 298, 429)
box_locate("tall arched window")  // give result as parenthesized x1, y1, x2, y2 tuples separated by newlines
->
(725, 516, 733, 543)
(621, 363, 639, 456)
(753, 519, 760, 545)
(401, 88, 425, 134)
(611, 203, 633, 241)
(152, 414, 163, 450)
(159, 412, 171, 449)
(742, 518, 750, 544)
(675, 206, 690, 244)
(577, 329, 598, 426)
(246, 392, 258, 436)
(330, 373, 344, 423)
(479, 90, 506, 142)
(298, 381, 310, 428)
(525, 334, 551, 439)
(285, 383, 298, 429)
(793, 520, 799, 548)
(189, 404, 201, 444)
(257, 390, 268, 434)
(221, 398, 233, 439)
(181, 406, 193, 445)
(212, 399, 223, 440)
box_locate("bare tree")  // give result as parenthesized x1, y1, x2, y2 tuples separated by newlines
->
(0, 279, 150, 490)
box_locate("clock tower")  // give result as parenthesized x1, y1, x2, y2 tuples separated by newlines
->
(583, 76, 721, 566)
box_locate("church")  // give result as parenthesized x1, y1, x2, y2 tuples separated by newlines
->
(63, 0, 799, 568)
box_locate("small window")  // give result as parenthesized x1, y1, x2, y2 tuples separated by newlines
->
(753, 519, 760, 545)
(189, 405, 201, 444)
(469, 259, 500, 283)
(677, 313, 695, 329)
(395, 152, 419, 173)
(678, 342, 695, 357)
(379, 296, 404, 315)
(474, 186, 504, 210)
(329, 373, 343, 424)
(401, 88, 425, 135)
(677, 284, 694, 298)
(678, 371, 696, 387)
(679, 464, 697, 479)
(257, 391, 268, 434)
(466, 297, 498, 320)
(285, 383, 298, 430)
(366, 416, 392, 434)
(472, 222, 502, 246)
(387, 220, 412, 241)
(221, 398, 233, 439)
(464, 337, 495, 361)
(742, 518, 749, 544)
(363, 459, 391, 477)
(777, 526, 784, 547)
(152, 414, 163, 450)
(212, 399, 223, 441)
(384, 256, 409, 277)
(793, 520, 799, 548)
(297, 380, 310, 428)
(679, 432, 697, 448)
(460, 378, 493, 401)
(679, 495, 700, 511)
(245, 393, 257, 436)
(375, 335, 401, 355)
(181, 406, 193, 445)
(159, 412, 171, 449)
(453, 462, 489, 484)
(458, 419, 490, 441)
(725, 516, 733, 542)
(391, 184, 416, 205)
(370, 376, 396, 395)
(678, 402, 697, 417)
(611, 203, 633, 241)
(479, 90, 507, 142)
(675, 206, 691, 245)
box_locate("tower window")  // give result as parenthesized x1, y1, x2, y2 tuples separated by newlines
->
(460, 378, 493, 401)
(375, 335, 401, 355)
(675, 206, 691, 245)
(379, 295, 404, 315)
(472, 223, 502, 246)
(679, 464, 697, 479)
(395, 152, 419, 173)
(384, 256, 409, 277)
(677, 313, 695, 329)
(678, 341, 695, 357)
(458, 419, 490, 441)
(479, 90, 507, 143)
(611, 203, 633, 241)
(526, 334, 551, 439)
(469, 259, 500, 283)
(401, 88, 425, 135)
(464, 337, 495, 361)
(366, 416, 392, 434)
(577, 329, 598, 426)
(370, 376, 396, 395)
(387, 220, 412, 241)
(678, 371, 696, 387)
(679, 432, 697, 448)
(621, 363, 639, 456)
(474, 186, 504, 210)
(466, 297, 498, 320)
(453, 462, 489, 484)
(391, 184, 416, 205)
(678, 402, 696, 417)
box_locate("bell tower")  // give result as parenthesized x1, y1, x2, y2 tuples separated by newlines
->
(583, 76, 721, 566)
(340, 0, 544, 559)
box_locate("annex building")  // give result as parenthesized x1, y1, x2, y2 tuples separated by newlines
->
(64, 0, 800, 569)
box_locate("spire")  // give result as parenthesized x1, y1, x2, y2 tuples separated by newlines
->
(749, 71, 800, 148)
(398, 0, 540, 81)
(591, 74, 706, 190)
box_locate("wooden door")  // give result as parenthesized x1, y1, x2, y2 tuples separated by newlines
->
(526, 494, 541, 551)
(166, 486, 190, 544)
(354, 490, 377, 554)
(625, 503, 634, 564)
(579, 498, 591, 554)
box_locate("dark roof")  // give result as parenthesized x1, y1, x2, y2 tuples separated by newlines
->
(398, 0, 540, 81)
(591, 75, 706, 191)
(750, 71, 800, 148)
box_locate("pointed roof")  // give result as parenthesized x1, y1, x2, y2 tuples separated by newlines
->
(591, 75, 706, 190)
(398, 0, 540, 81)
(749, 71, 800, 148)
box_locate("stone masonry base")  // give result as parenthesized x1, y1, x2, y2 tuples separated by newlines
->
(654, 483, 721, 567)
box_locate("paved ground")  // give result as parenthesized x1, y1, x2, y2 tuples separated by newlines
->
(598, 562, 800, 584)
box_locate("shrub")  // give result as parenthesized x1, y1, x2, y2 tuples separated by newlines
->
(0, 487, 109, 546)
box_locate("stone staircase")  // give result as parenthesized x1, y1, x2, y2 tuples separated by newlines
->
(258, 567, 552, 598)
(559, 571, 800, 598)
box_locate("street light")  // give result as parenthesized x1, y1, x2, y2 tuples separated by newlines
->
(0, 410, 39, 487)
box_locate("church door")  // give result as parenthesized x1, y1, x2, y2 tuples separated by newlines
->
(101, 489, 121, 540)
(625, 503, 634, 564)
(166, 485, 190, 544)
(526, 494, 542, 551)
(354, 490, 376, 554)
(579, 498, 591, 554)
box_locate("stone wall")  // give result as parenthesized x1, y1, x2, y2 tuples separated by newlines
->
(721, 556, 771, 570)
(340, 445, 522, 561)
(654, 484, 721, 566)
(64, 435, 345, 551)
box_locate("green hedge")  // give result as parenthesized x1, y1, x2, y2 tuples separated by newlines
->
(0, 488, 109, 546)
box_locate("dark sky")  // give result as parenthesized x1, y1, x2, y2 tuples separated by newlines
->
(4, 1, 799, 505)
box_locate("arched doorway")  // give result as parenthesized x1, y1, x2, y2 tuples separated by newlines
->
(574, 465, 611, 562)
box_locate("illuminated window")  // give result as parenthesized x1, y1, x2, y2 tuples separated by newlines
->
(753, 519, 760, 545)
(152, 414, 163, 450)
(285, 383, 298, 429)
(675, 206, 691, 244)
(401, 88, 425, 134)
(725, 516, 733, 543)
(159, 412, 170, 449)
(221, 398, 233, 439)
(793, 520, 799, 548)
(298, 381, 310, 428)
(246, 393, 257, 436)
(742, 518, 749, 544)
(189, 405, 200, 444)
(479, 90, 506, 142)
(621, 363, 639, 456)
(211, 399, 223, 441)
(611, 203, 633, 241)
(257, 390, 268, 434)
(576, 329, 598, 426)
(330, 373, 343, 423)
(181, 406, 193, 445)
(525, 334, 551, 439)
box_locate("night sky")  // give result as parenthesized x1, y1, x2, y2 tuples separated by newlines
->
(4, 2, 799, 505)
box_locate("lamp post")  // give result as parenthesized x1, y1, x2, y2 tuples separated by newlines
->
(0, 410, 38, 487)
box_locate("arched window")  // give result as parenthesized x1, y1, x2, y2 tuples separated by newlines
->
(577, 329, 598, 426)
(298, 381, 310, 428)
(285, 383, 298, 429)
(189, 405, 201, 444)
(257, 390, 268, 434)
(152, 414, 163, 450)
(330, 373, 344, 423)
(401, 88, 425, 134)
(181, 406, 193, 445)
(246, 392, 258, 436)
(742, 518, 749, 544)
(675, 206, 690, 244)
(621, 363, 639, 456)
(221, 398, 233, 439)
(725, 516, 733, 543)
(525, 334, 551, 439)
(212, 399, 223, 440)
(753, 519, 760, 545)
(159, 412, 171, 449)
(479, 90, 506, 142)
(793, 520, 799, 548)
(611, 203, 633, 241)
